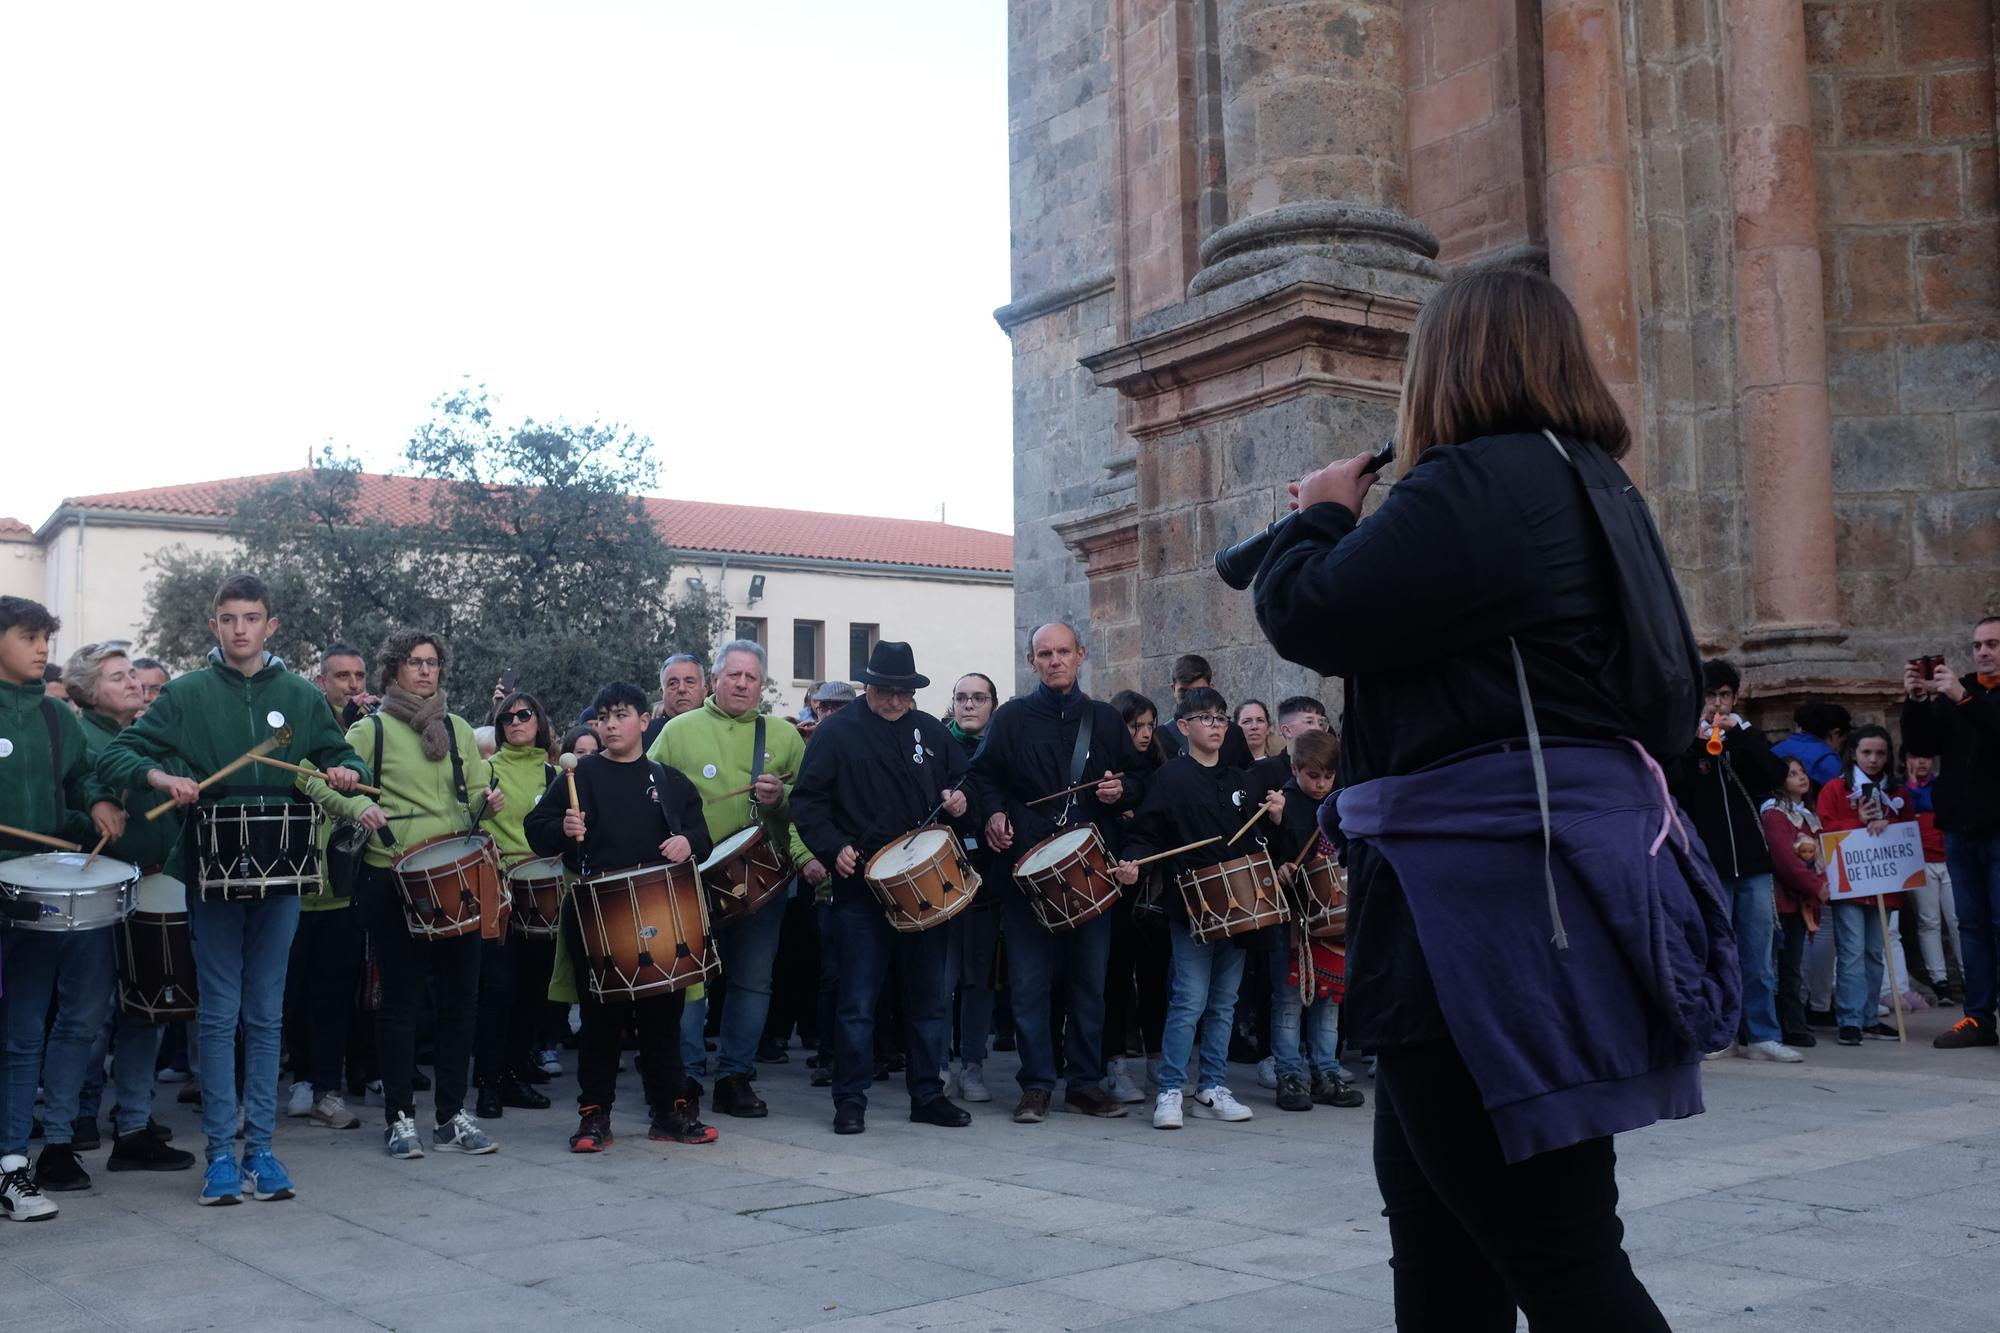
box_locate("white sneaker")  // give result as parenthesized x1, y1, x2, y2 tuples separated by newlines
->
(1152, 1089, 1183, 1130)
(941, 1064, 959, 1099)
(1255, 1056, 1278, 1090)
(157, 1067, 190, 1085)
(1703, 1045, 1738, 1061)
(1740, 1040, 1804, 1064)
(2, 1154, 58, 1221)
(310, 1093, 360, 1130)
(285, 1081, 314, 1118)
(957, 1061, 991, 1103)
(1103, 1057, 1144, 1104)
(1190, 1085, 1254, 1122)
(385, 1113, 425, 1160)
(537, 1049, 562, 1076)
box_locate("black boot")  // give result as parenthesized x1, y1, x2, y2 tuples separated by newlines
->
(499, 1077, 550, 1110)
(108, 1130, 195, 1172)
(712, 1072, 768, 1119)
(36, 1144, 90, 1192)
(475, 1082, 504, 1120)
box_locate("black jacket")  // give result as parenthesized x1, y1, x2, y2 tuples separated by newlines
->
(1254, 432, 1663, 1048)
(967, 684, 1145, 871)
(524, 753, 711, 879)
(1664, 724, 1788, 879)
(1155, 717, 1256, 769)
(1123, 753, 1276, 937)
(1903, 680, 2000, 835)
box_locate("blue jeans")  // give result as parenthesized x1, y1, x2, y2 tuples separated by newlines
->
(78, 1007, 166, 1137)
(944, 906, 1000, 1064)
(998, 885, 1111, 1092)
(709, 894, 787, 1078)
(1832, 899, 1886, 1029)
(1945, 832, 2000, 1025)
(188, 895, 300, 1161)
(1157, 921, 1246, 1094)
(828, 888, 950, 1110)
(1, 928, 116, 1153)
(1268, 938, 1342, 1079)
(1720, 872, 1781, 1043)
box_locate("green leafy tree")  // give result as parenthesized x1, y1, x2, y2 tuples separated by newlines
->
(141, 386, 727, 721)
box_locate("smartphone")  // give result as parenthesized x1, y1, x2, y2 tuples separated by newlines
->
(1361, 439, 1396, 476)
(499, 668, 517, 691)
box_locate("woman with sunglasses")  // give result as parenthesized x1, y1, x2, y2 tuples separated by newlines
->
(470, 692, 561, 1118)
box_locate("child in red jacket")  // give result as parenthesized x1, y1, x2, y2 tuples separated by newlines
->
(1762, 758, 1827, 1046)
(1815, 725, 1908, 1045)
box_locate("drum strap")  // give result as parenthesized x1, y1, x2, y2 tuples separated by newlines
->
(445, 721, 471, 824)
(750, 714, 767, 821)
(1066, 699, 1094, 788)
(40, 697, 66, 828)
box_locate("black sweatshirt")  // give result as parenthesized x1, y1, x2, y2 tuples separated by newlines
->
(1124, 754, 1281, 938)
(1663, 723, 1788, 879)
(791, 700, 976, 898)
(968, 683, 1145, 871)
(1251, 770, 1326, 866)
(1902, 679, 2000, 835)
(524, 753, 711, 879)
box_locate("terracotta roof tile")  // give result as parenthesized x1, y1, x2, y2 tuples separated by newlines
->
(62, 471, 1012, 573)
(0, 516, 32, 541)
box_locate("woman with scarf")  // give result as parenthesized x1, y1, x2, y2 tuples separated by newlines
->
(322, 630, 502, 1160)
(1762, 757, 1828, 1047)
(1815, 724, 1908, 1046)
(470, 691, 559, 1117)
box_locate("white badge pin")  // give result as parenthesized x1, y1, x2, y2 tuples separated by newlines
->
(703, 763, 718, 779)
(0, 738, 12, 759)
(1232, 790, 1244, 807)
(267, 710, 286, 729)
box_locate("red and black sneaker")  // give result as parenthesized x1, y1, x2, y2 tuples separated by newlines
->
(1934, 1015, 1998, 1049)
(569, 1105, 612, 1153)
(649, 1098, 718, 1145)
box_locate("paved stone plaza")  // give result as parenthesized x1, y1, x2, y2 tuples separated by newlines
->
(12, 1004, 2000, 1333)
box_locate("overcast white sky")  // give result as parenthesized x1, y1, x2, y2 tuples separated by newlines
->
(1, 3, 1013, 534)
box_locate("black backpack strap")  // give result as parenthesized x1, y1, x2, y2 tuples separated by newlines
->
(648, 760, 681, 839)
(40, 697, 66, 827)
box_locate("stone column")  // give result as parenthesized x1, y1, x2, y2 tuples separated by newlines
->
(1191, 0, 1437, 293)
(1723, 0, 1842, 650)
(1541, 0, 1645, 482)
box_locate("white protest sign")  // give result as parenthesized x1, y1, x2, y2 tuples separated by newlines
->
(1820, 822, 1925, 902)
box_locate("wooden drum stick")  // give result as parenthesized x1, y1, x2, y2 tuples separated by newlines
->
(1127, 836, 1221, 869)
(251, 753, 383, 796)
(560, 753, 584, 842)
(0, 822, 82, 852)
(144, 738, 279, 821)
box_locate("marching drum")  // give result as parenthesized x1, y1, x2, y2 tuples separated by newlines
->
(1290, 857, 1348, 941)
(392, 833, 505, 940)
(0, 853, 139, 931)
(505, 854, 567, 940)
(1177, 850, 1290, 946)
(864, 827, 981, 933)
(116, 874, 199, 1020)
(698, 824, 793, 924)
(574, 862, 716, 1001)
(195, 800, 322, 901)
(1013, 825, 1121, 932)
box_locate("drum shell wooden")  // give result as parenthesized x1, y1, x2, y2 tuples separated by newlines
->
(116, 875, 199, 1020)
(1012, 826, 1120, 933)
(1291, 858, 1348, 941)
(504, 855, 566, 940)
(700, 826, 793, 925)
(864, 827, 981, 933)
(392, 834, 505, 940)
(1176, 851, 1291, 946)
(575, 863, 717, 1000)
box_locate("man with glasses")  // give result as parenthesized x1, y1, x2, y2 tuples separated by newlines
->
(970, 623, 1145, 1124)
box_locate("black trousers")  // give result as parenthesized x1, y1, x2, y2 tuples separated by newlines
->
(763, 889, 821, 1048)
(358, 867, 481, 1126)
(473, 933, 554, 1083)
(1132, 903, 1170, 1054)
(561, 899, 684, 1114)
(284, 903, 365, 1096)
(1777, 913, 1810, 1037)
(1373, 1040, 1669, 1332)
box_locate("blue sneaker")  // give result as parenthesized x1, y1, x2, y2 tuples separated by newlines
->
(430, 1111, 497, 1155)
(241, 1149, 295, 1202)
(198, 1156, 242, 1206)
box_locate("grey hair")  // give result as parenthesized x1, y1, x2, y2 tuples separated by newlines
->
(62, 640, 133, 709)
(710, 639, 767, 678)
(660, 652, 703, 677)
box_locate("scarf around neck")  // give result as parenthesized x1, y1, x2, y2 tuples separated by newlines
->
(383, 683, 452, 761)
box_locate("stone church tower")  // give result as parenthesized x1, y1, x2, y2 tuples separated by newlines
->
(998, 0, 1997, 727)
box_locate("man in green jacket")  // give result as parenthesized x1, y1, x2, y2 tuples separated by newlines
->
(98, 575, 369, 1208)
(648, 640, 822, 1118)
(0, 597, 126, 1223)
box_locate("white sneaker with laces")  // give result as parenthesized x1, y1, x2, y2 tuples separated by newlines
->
(1703, 1045, 1738, 1061)
(2, 1153, 58, 1221)
(1740, 1040, 1804, 1063)
(1190, 1085, 1254, 1122)
(1255, 1056, 1278, 1090)
(1103, 1057, 1144, 1104)
(385, 1113, 425, 1160)
(538, 1048, 562, 1075)
(941, 1064, 960, 1099)
(311, 1092, 360, 1129)
(285, 1081, 314, 1118)
(432, 1111, 497, 1155)
(1152, 1089, 1183, 1130)
(957, 1061, 992, 1103)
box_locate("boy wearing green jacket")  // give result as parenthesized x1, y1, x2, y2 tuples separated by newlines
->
(1, 597, 125, 1224)
(98, 575, 369, 1208)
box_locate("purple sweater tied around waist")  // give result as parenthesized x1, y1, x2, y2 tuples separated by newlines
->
(1335, 737, 1741, 1164)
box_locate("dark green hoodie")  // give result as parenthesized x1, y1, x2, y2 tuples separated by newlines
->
(98, 649, 367, 807)
(0, 677, 109, 862)
(79, 707, 186, 871)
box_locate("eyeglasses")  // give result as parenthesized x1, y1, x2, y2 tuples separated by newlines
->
(1182, 714, 1229, 727)
(953, 692, 992, 705)
(405, 657, 441, 671)
(499, 708, 535, 725)
(816, 700, 849, 714)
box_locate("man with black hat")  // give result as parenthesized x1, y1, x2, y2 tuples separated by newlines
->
(970, 623, 1144, 1122)
(791, 642, 980, 1135)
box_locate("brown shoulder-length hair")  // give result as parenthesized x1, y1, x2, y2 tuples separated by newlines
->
(1394, 268, 1630, 467)
(375, 629, 448, 694)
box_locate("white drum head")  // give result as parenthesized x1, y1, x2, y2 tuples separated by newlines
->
(399, 836, 490, 872)
(133, 874, 188, 914)
(872, 828, 949, 875)
(701, 826, 761, 873)
(1019, 826, 1096, 873)
(1, 852, 139, 890)
(505, 855, 566, 886)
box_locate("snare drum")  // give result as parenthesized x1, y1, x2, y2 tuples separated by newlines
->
(864, 827, 981, 933)
(1290, 857, 1347, 941)
(195, 800, 322, 901)
(1013, 825, 1120, 932)
(0, 853, 140, 931)
(1176, 850, 1290, 945)
(392, 834, 505, 940)
(698, 825, 793, 924)
(574, 862, 716, 1000)
(505, 855, 567, 940)
(116, 874, 199, 1019)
